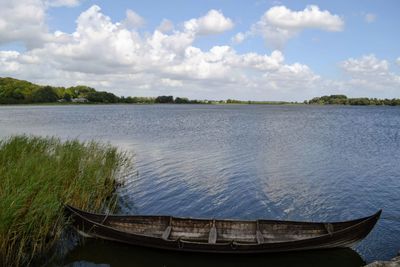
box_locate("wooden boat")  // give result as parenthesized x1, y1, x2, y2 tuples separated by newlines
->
(65, 205, 381, 254)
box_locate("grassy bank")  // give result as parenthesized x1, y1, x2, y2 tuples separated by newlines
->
(0, 135, 131, 266)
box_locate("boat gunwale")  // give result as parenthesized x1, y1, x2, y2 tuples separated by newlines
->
(65, 205, 382, 247)
(65, 205, 381, 226)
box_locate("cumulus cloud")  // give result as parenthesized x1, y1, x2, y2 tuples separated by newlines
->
(157, 19, 174, 33)
(263, 5, 343, 31)
(364, 13, 376, 23)
(0, 0, 50, 48)
(124, 9, 145, 29)
(6, 4, 398, 100)
(46, 0, 82, 7)
(237, 5, 344, 49)
(0, 5, 325, 100)
(232, 32, 246, 44)
(341, 54, 388, 74)
(0, 51, 21, 73)
(184, 9, 234, 35)
(0, 0, 84, 49)
(396, 57, 400, 66)
(161, 78, 183, 87)
(341, 55, 400, 93)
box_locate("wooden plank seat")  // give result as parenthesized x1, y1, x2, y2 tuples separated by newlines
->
(65, 205, 382, 254)
(324, 223, 334, 235)
(162, 226, 172, 240)
(208, 221, 217, 244)
(256, 230, 264, 244)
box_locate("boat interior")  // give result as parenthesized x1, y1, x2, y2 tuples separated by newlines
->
(94, 215, 361, 244)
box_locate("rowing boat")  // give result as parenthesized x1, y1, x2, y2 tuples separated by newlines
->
(65, 205, 381, 253)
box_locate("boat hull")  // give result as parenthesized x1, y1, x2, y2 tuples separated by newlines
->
(65, 205, 381, 254)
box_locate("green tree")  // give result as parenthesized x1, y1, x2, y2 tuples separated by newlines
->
(63, 93, 72, 102)
(175, 97, 189, 104)
(31, 86, 59, 103)
(86, 91, 119, 103)
(155, 95, 174, 103)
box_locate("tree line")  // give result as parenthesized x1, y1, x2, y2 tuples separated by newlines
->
(305, 95, 400, 106)
(0, 77, 115, 104)
(0, 77, 200, 104)
(1, 77, 399, 106)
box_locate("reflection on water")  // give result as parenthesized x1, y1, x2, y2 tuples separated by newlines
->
(60, 239, 365, 267)
(1, 104, 399, 262)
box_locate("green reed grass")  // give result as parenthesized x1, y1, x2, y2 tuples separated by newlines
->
(0, 135, 131, 266)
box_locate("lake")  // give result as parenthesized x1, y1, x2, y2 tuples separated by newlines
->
(0, 104, 399, 265)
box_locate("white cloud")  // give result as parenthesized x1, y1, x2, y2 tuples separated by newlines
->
(157, 19, 174, 33)
(234, 50, 285, 71)
(184, 9, 234, 35)
(46, 0, 82, 7)
(124, 9, 145, 29)
(238, 5, 344, 49)
(0, 0, 50, 48)
(264, 5, 343, 31)
(396, 57, 400, 66)
(341, 55, 400, 93)
(0, 0, 83, 49)
(232, 32, 246, 44)
(0, 51, 20, 59)
(0, 5, 326, 100)
(4, 4, 398, 101)
(364, 13, 376, 23)
(161, 78, 183, 87)
(0, 51, 21, 72)
(341, 54, 388, 74)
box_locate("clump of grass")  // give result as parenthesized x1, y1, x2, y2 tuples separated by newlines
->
(0, 135, 131, 266)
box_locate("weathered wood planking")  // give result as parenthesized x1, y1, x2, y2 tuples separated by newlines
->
(65, 205, 381, 254)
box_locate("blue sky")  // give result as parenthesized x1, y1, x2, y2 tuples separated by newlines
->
(0, 0, 399, 100)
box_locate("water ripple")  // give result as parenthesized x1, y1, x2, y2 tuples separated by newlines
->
(1, 104, 399, 262)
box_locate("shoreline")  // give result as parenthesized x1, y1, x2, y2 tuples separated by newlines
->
(2, 77, 400, 106)
(1, 102, 400, 107)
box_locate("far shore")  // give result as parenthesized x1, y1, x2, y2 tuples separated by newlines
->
(1, 77, 400, 106)
(1, 102, 400, 107)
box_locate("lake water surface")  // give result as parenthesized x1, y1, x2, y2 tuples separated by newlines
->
(0, 104, 399, 265)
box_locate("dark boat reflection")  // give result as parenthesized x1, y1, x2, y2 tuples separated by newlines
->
(60, 239, 365, 267)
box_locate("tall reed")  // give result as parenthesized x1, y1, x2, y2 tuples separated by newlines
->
(0, 135, 131, 266)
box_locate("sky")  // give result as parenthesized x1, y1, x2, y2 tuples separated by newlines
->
(0, 0, 399, 101)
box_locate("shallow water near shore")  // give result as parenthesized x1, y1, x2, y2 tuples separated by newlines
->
(1, 104, 399, 265)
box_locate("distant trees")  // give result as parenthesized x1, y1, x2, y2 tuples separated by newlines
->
(0, 77, 200, 105)
(226, 99, 293, 105)
(63, 93, 72, 102)
(2, 77, 400, 106)
(0, 77, 117, 104)
(120, 96, 155, 104)
(155, 95, 174, 103)
(307, 95, 400, 106)
(31, 86, 59, 103)
(0, 77, 39, 104)
(226, 99, 242, 104)
(154, 96, 200, 104)
(175, 97, 190, 104)
(86, 91, 119, 103)
(308, 95, 348, 105)
(68, 85, 96, 98)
